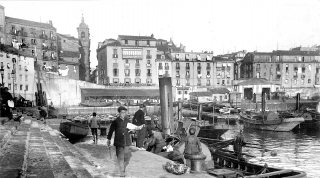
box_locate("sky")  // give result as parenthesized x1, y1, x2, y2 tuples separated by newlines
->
(2, 0, 320, 67)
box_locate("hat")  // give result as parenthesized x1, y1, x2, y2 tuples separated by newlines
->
(117, 106, 127, 113)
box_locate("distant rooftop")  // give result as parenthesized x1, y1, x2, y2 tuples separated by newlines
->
(5, 16, 56, 30)
(118, 35, 156, 41)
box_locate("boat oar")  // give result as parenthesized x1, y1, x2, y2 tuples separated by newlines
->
(244, 145, 272, 152)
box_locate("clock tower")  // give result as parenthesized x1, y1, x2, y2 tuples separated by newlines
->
(77, 14, 90, 81)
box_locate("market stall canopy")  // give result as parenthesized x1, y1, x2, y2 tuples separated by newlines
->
(81, 88, 160, 97)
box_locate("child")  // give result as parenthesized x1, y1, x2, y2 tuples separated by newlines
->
(184, 128, 202, 167)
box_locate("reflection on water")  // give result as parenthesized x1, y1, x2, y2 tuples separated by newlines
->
(222, 121, 320, 178)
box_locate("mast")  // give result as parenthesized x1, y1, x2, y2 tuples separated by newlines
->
(35, 47, 43, 106)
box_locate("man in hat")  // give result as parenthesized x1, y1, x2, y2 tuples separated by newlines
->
(132, 104, 146, 150)
(107, 106, 132, 177)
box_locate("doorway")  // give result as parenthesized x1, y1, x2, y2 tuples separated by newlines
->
(244, 88, 253, 100)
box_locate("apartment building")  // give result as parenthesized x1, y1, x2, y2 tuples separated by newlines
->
(96, 35, 157, 86)
(240, 50, 320, 88)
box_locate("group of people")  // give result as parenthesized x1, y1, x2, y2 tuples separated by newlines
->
(105, 104, 204, 177)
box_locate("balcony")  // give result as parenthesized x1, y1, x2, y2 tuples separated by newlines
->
(158, 66, 163, 70)
(176, 75, 180, 78)
(147, 73, 152, 77)
(206, 75, 211, 78)
(113, 54, 118, 58)
(39, 34, 48, 40)
(206, 66, 211, 70)
(125, 73, 130, 77)
(197, 74, 202, 78)
(165, 66, 169, 70)
(197, 66, 201, 70)
(256, 67, 261, 71)
(146, 55, 152, 59)
(124, 63, 130, 68)
(135, 63, 140, 68)
(146, 64, 151, 68)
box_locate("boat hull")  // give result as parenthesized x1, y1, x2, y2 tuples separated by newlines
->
(80, 102, 113, 107)
(208, 149, 307, 178)
(197, 125, 229, 139)
(240, 113, 304, 132)
(59, 122, 89, 139)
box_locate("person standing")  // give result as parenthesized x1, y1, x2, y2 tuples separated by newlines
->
(107, 106, 132, 177)
(88, 112, 100, 143)
(1, 87, 13, 119)
(184, 128, 202, 167)
(233, 129, 245, 160)
(38, 106, 48, 124)
(132, 104, 146, 149)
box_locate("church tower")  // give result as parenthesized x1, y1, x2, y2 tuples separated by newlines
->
(77, 14, 90, 81)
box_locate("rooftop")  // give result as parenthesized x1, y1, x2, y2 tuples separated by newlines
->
(118, 35, 156, 41)
(81, 88, 160, 97)
(5, 16, 56, 30)
(208, 88, 230, 94)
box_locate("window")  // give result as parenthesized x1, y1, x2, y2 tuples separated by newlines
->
(135, 69, 140, 76)
(256, 64, 260, 71)
(19, 65, 22, 70)
(186, 63, 190, 68)
(42, 30, 45, 35)
(176, 71, 180, 76)
(178, 91, 182, 94)
(146, 78, 152, 83)
(135, 40, 138, 46)
(125, 69, 130, 76)
(176, 79, 180, 85)
(147, 60, 150, 64)
(136, 59, 139, 64)
(81, 32, 85, 38)
(8, 73, 10, 79)
(227, 80, 230, 84)
(125, 59, 129, 63)
(25, 85, 28, 91)
(8, 84, 11, 90)
(125, 40, 128, 44)
(308, 79, 311, 83)
(256, 72, 260, 78)
(113, 78, 119, 83)
(147, 40, 150, 46)
(217, 79, 220, 85)
(20, 85, 23, 90)
(50, 31, 53, 38)
(294, 79, 297, 85)
(184, 91, 188, 94)
(222, 80, 225, 85)
(302, 66, 305, 73)
(113, 49, 117, 54)
(51, 52, 55, 59)
(207, 71, 210, 76)
(207, 80, 210, 85)
(14, 84, 17, 90)
(19, 74, 22, 81)
(135, 78, 141, 83)
(220, 96, 223, 101)
(176, 63, 180, 68)
(113, 68, 118, 76)
(147, 69, 152, 76)
(301, 79, 304, 84)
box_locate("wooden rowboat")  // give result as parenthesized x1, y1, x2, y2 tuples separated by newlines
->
(59, 121, 89, 139)
(79, 101, 113, 107)
(207, 148, 307, 178)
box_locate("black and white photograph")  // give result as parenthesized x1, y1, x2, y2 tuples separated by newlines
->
(0, 0, 320, 177)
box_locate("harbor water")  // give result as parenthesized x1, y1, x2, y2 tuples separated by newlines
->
(224, 122, 320, 178)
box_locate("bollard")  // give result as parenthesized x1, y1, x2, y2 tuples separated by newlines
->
(100, 127, 107, 136)
(185, 153, 207, 174)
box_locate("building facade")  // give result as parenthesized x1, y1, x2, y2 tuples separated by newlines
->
(97, 35, 158, 86)
(240, 50, 320, 88)
(57, 34, 80, 80)
(0, 49, 35, 101)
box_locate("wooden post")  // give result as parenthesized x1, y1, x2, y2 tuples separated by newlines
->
(178, 102, 182, 121)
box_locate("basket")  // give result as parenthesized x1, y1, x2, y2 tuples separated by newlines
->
(163, 161, 189, 175)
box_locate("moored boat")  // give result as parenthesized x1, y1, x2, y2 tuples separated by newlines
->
(207, 148, 307, 177)
(79, 101, 113, 107)
(59, 121, 89, 139)
(239, 110, 304, 131)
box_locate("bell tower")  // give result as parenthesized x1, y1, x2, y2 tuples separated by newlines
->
(77, 14, 91, 81)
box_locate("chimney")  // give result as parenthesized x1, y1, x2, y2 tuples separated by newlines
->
(151, 33, 154, 38)
(49, 20, 52, 26)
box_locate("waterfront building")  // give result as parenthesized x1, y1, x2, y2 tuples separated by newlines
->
(240, 50, 320, 89)
(189, 88, 230, 103)
(0, 46, 35, 101)
(96, 35, 157, 86)
(213, 56, 235, 88)
(2, 11, 58, 72)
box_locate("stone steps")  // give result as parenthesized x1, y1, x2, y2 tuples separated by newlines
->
(0, 116, 109, 178)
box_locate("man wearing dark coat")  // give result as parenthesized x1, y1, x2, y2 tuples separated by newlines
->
(132, 104, 146, 149)
(107, 106, 132, 177)
(1, 87, 13, 119)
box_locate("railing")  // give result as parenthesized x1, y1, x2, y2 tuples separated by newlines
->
(147, 73, 152, 76)
(125, 73, 130, 77)
(165, 66, 169, 70)
(186, 66, 190, 70)
(158, 66, 163, 70)
(113, 54, 118, 58)
(176, 66, 180, 70)
(124, 64, 130, 68)
(197, 66, 201, 70)
(135, 63, 140, 68)
(206, 67, 211, 70)
(176, 75, 180, 78)
(146, 64, 151, 68)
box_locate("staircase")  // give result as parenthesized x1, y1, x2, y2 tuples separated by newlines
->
(0, 116, 108, 178)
